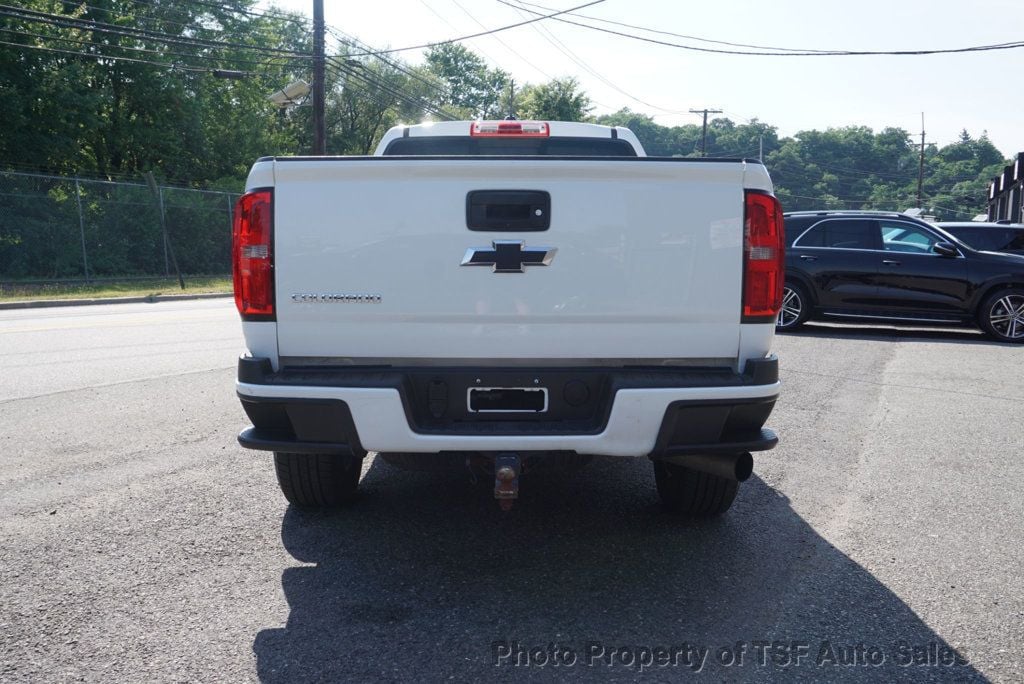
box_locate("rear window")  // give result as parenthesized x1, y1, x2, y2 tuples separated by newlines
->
(782, 217, 815, 246)
(794, 219, 877, 250)
(382, 136, 638, 157)
(945, 227, 1024, 252)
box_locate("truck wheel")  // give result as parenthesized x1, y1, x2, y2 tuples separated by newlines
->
(273, 452, 362, 508)
(978, 288, 1024, 343)
(776, 282, 809, 332)
(653, 460, 738, 516)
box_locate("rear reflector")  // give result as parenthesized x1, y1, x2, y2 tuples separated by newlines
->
(742, 190, 785, 321)
(233, 188, 274, 320)
(470, 120, 550, 137)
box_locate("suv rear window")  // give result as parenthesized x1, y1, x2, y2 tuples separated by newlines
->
(383, 136, 638, 156)
(945, 227, 1024, 252)
(794, 219, 877, 250)
(782, 217, 816, 246)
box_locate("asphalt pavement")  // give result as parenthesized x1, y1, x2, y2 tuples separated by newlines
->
(0, 300, 1021, 682)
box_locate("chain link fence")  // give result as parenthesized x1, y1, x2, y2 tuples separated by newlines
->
(0, 170, 238, 283)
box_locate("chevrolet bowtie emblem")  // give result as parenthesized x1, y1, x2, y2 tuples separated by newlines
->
(461, 240, 557, 273)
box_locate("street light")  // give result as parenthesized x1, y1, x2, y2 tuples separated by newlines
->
(267, 79, 311, 107)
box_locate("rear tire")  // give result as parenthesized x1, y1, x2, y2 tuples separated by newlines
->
(273, 451, 362, 508)
(776, 282, 810, 332)
(653, 460, 738, 516)
(978, 288, 1024, 343)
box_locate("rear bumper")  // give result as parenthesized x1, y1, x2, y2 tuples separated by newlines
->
(235, 357, 779, 458)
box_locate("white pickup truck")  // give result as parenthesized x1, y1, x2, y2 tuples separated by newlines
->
(233, 120, 783, 516)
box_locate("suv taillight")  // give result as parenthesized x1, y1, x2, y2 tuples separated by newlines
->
(742, 190, 784, 322)
(232, 188, 274, 320)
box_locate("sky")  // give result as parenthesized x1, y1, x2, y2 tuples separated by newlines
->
(266, 0, 1022, 158)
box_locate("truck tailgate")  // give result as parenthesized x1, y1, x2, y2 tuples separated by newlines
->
(271, 158, 747, 363)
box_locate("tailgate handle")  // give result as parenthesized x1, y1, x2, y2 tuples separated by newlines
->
(466, 190, 550, 231)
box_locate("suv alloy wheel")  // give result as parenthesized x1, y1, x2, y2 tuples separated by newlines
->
(981, 289, 1024, 343)
(776, 283, 809, 331)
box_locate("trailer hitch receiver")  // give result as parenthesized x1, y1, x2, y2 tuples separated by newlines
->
(493, 453, 522, 511)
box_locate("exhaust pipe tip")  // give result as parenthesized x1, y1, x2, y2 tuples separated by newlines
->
(734, 452, 753, 482)
(657, 451, 755, 482)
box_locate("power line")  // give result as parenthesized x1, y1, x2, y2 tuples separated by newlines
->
(771, 161, 918, 181)
(704, 148, 759, 158)
(344, 0, 606, 57)
(806, 161, 918, 181)
(125, 0, 309, 29)
(782, 192, 981, 217)
(189, 0, 309, 27)
(449, 0, 553, 82)
(505, 4, 659, 112)
(317, 61, 401, 113)
(498, 0, 1024, 57)
(412, 0, 557, 116)
(323, 38, 461, 120)
(417, 0, 508, 73)
(68, 2, 243, 37)
(327, 26, 456, 103)
(2, 2, 459, 118)
(0, 37, 238, 73)
(338, 75, 444, 120)
(720, 110, 765, 126)
(325, 57, 456, 120)
(65, 1, 307, 39)
(0, 25, 304, 70)
(0, 4, 310, 57)
(326, 76, 402, 113)
(785, 192, 912, 204)
(777, 167, 899, 185)
(509, 0, 835, 53)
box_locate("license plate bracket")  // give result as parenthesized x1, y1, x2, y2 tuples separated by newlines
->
(467, 387, 548, 414)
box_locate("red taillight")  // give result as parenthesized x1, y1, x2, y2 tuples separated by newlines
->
(232, 188, 274, 319)
(470, 120, 550, 137)
(742, 190, 785, 321)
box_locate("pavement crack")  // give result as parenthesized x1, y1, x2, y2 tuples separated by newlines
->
(780, 366, 1024, 403)
(0, 365, 235, 405)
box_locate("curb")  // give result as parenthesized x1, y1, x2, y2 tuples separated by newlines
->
(0, 292, 232, 310)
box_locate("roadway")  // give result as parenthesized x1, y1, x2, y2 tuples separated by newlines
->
(0, 300, 1021, 681)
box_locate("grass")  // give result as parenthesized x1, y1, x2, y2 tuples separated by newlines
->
(0, 276, 232, 302)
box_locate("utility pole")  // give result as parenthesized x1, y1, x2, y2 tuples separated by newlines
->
(312, 0, 325, 155)
(916, 112, 926, 209)
(914, 114, 937, 209)
(689, 108, 722, 157)
(507, 79, 515, 119)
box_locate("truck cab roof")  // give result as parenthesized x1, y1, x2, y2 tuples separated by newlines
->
(373, 120, 647, 157)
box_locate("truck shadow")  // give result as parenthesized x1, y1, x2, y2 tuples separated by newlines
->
(252, 456, 985, 682)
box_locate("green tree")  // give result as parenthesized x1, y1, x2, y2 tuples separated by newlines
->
(518, 77, 592, 121)
(326, 59, 426, 155)
(596, 109, 677, 154)
(0, 0, 311, 278)
(0, 0, 310, 184)
(424, 44, 510, 119)
(704, 118, 780, 159)
(922, 133, 1007, 218)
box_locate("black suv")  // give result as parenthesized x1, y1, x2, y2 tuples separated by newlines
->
(778, 211, 1024, 342)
